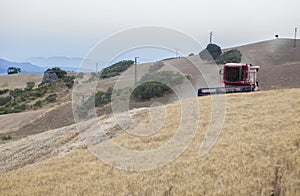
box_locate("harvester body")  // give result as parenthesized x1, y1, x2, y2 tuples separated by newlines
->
(198, 63, 260, 96)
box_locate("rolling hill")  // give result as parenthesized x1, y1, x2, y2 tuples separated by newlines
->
(0, 39, 299, 195)
(234, 38, 300, 89)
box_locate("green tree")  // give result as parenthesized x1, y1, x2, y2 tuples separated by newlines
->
(216, 49, 242, 64)
(7, 67, 21, 74)
(199, 44, 222, 61)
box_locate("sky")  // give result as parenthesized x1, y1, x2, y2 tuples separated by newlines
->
(0, 0, 299, 62)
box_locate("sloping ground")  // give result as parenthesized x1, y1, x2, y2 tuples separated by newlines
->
(0, 109, 48, 134)
(235, 39, 300, 90)
(0, 103, 75, 139)
(0, 74, 43, 90)
(15, 102, 74, 137)
(0, 88, 299, 195)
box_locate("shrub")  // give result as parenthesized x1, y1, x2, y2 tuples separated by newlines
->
(34, 100, 42, 108)
(0, 96, 12, 106)
(26, 82, 35, 90)
(131, 81, 172, 100)
(100, 60, 134, 79)
(186, 74, 192, 80)
(46, 94, 57, 103)
(0, 89, 9, 95)
(9, 88, 24, 98)
(13, 104, 27, 112)
(1, 135, 12, 140)
(63, 76, 75, 88)
(131, 71, 185, 100)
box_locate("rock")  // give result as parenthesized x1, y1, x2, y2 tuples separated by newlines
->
(39, 70, 59, 87)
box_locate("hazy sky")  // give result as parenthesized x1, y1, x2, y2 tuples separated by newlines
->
(0, 0, 299, 61)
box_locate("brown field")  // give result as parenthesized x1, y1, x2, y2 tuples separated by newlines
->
(0, 39, 299, 195)
(0, 74, 43, 90)
(0, 88, 299, 195)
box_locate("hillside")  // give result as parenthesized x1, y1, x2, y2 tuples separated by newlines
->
(0, 39, 299, 138)
(0, 88, 299, 195)
(0, 73, 43, 90)
(234, 39, 300, 89)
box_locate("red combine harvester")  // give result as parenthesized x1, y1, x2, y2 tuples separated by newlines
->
(198, 63, 260, 96)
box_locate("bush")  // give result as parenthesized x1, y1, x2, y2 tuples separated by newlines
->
(131, 81, 172, 100)
(216, 49, 242, 64)
(63, 76, 75, 88)
(13, 104, 27, 112)
(186, 74, 192, 80)
(0, 96, 12, 106)
(46, 94, 57, 103)
(0, 89, 9, 95)
(199, 43, 222, 61)
(9, 88, 24, 98)
(131, 71, 185, 100)
(34, 100, 42, 108)
(1, 135, 12, 140)
(26, 82, 35, 90)
(100, 60, 134, 79)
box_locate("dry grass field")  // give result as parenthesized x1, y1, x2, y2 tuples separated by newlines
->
(0, 88, 299, 195)
(0, 74, 43, 90)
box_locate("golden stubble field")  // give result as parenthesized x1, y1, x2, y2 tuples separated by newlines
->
(0, 88, 299, 195)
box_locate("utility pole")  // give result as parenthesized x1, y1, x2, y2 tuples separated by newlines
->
(134, 57, 139, 84)
(209, 32, 213, 44)
(294, 27, 297, 48)
(96, 63, 98, 72)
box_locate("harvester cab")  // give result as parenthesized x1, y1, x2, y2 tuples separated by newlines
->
(198, 63, 260, 96)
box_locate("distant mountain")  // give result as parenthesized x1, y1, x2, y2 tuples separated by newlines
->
(27, 56, 83, 68)
(0, 58, 46, 74)
(0, 58, 93, 74)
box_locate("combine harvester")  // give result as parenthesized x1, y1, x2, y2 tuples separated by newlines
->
(198, 63, 260, 96)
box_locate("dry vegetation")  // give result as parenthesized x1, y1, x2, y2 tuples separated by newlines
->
(0, 74, 43, 90)
(0, 88, 299, 195)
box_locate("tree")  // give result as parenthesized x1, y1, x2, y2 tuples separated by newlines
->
(199, 44, 222, 61)
(7, 67, 21, 75)
(216, 49, 242, 64)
